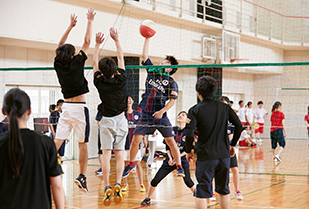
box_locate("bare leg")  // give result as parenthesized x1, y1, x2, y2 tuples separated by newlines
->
(272, 149, 276, 156)
(102, 149, 112, 187)
(195, 197, 207, 209)
(231, 167, 239, 191)
(147, 140, 157, 166)
(129, 134, 143, 162)
(136, 161, 143, 185)
(164, 137, 181, 165)
(78, 142, 88, 175)
(123, 160, 129, 185)
(219, 194, 230, 209)
(146, 184, 156, 198)
(98, 154, 103, 166)
(114, 150, 124, 184)
(275, 146, 284, 156)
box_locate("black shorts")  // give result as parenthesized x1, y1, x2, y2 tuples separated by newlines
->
(271, 128, 285, 149)
(230, 154, 238, 168)
(133, 113, 174, 138)
(194, 158, 230, 198)
(58, 140, 66, 157)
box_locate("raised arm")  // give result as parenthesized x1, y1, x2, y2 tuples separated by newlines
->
(58, 14, 77, 47)
(110, 27, 125, 70)
(142, 38, 150, 62)
(93, 32, 105, 75)
(81, 8, 96, 55)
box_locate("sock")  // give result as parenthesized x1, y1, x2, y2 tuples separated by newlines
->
(79, 173, 85, 178)
(176, 165, 183, 169)
(129, 161, 135, 167)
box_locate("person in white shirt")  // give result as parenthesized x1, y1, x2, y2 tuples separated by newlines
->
(237, 100, 246, 126)
(245, 101, 255, 127)
(253, 101, 268, 143)
(239, 125, 256, 146)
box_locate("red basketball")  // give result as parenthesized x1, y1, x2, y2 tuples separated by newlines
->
(140, 20, 156, 38)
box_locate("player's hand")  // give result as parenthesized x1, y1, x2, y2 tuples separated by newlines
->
(152, 110, 163, 119)
(95, 32, 105, 45)
(86, 8, 96, 22)
(186, 150, 194, 162)
(230, 146, 235, 157)
(283, 131, 287, 138)
(110, 27, 119, 41)
(70, 14, 78, 28)
(168, 159, 176, 166)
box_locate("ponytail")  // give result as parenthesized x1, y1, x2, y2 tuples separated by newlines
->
(8, 107, 24, 178)
(272, 101, 282, 113)
(3, 88, 30, 178)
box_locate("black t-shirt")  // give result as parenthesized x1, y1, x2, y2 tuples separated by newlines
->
(54, 50, 89, 99)
(185, 99, 242, 161)
(163, 127, 189, 167)
(94, 68, 128, 117)
(0, 129, 62, 209)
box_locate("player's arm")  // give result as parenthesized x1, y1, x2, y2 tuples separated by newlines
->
(110, 27, 125, 70)
(81, 8, 96, 55)
(152, 98, 176, 119)
(49, 124, 55, 139)
(58, 14, 77, 47)
(93, 32, 105, 74)
(50, 175, 64, 209)
(142, 38, 150, 62)
(282, 119, 287, 137)
(305, 120, 309, 127)
(185, 108, 197, 161)
(229, 107, 243, 147)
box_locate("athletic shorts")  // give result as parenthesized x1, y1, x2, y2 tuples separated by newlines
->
(230, 153, 238, 168)
(133, 113, 174, 138)
(123, 150, 141, 161)
(271, 128, 285, 149)
(245, 122, 252, 130)
(98, 128, 102, 155)
(58, 141, 66, 157)
(194, 158, 230, 198)
(100, 114, 128, 150)
(254, 123, 264, 134)
(55, 102, 90, 143)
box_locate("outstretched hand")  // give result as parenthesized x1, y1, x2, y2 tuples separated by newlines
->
(86, 8, 96, 22)
(95, 32, 105, 45)
(110, 27, 119, 41)
(70, 14, 77, 28)
(230, 146, 235, 157)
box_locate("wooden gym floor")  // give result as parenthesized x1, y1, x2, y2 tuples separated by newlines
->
(54, 139, 309, 209)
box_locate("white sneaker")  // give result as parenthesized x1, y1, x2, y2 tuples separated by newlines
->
(257, 138, 262, 143)
(233, 190, 243, 200)
(273, 157, 278, 162)
(252, 138, 256, 143)
(275, 155, 282, 162)
(209, 192, 216, 201)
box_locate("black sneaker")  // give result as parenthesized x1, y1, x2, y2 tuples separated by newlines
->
(176, 167, 185, 177)
(74, 175, 88, 193)
(141, 197, 151, 206)
(122, 163, 135, 178)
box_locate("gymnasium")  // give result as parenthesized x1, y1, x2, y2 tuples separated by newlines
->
(0, 0, 309, 208)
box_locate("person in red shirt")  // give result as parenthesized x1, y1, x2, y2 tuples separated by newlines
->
(270, 102, 286, 163)
(304, 106, 309, 146)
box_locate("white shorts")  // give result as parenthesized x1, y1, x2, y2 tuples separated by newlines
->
(55, 102, 90, 143)
(123, 150, 142, 161)
(100, 114, 128, 150)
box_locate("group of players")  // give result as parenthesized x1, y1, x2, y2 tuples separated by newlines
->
(0, 8, 288, 209)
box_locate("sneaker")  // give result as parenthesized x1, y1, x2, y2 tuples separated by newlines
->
(141, 197, 151, 206)
(273, 157, 278, 163)
(121, 184, 129, 191)
(252, 138, 256, 143)
(140, 184, 146, 192)
(103, 186, 113, 206)
(209, 192, 216, 201)
(113, 183, 123, 204)
(74, 175, 88, 193)
(95, 168, 103, 176)
(176, 166, 185, 177)
(123, 163, 136, 178)
(233, 190, 243, 200)
(257, 138, 263, 143)
(275, 155, 282, 162)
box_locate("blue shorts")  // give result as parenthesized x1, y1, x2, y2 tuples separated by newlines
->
(271, 128, 285, 149)
(133, 112, 174, 138)
(194, 158, 230, 198)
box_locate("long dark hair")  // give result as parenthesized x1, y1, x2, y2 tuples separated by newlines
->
(308, 106, 309, 114)
(3, 88, 31, 178)
(272, 101, 281, 112)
